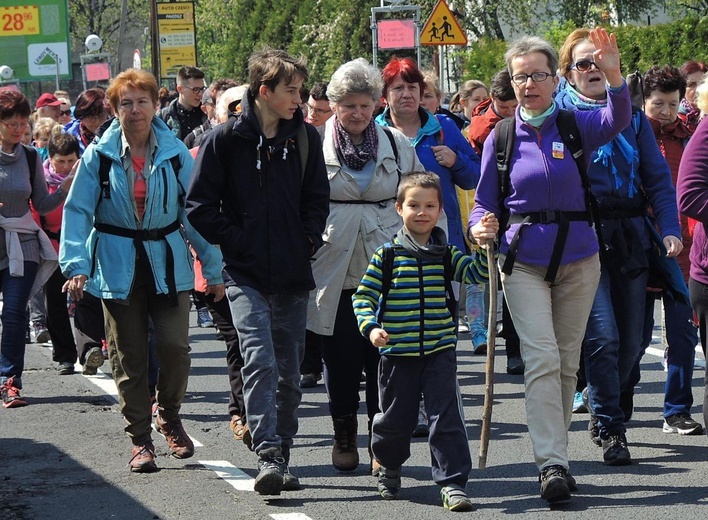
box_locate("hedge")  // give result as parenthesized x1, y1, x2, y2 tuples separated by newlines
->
(458, 16, 708, 86)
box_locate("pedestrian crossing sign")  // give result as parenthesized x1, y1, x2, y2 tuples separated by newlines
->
(421, 0, 467, 46)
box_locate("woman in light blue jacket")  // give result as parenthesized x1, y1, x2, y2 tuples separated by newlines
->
(60, 69, 223, 474)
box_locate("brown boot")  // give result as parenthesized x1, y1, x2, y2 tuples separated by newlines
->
(332, 415, 359, 471)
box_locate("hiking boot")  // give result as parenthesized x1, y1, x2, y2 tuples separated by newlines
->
(663, 413, 704, 435)
(229, 415, 249, 441)
(602, 433, 632, 466)
(57, 362, 75, 375)
(254, 447, 285, 495)
(539, 465, 571, 503)
(473, 342, 487, 355)
(154, 414, 194, 459)
(82, 346, 105, 376)
(1, 377, 27, 408)
(280, 445, 301, 491)
(565, 470, 578, 491)
(128, 442, 158, 473)
(332, 415, 359, 471)
(377, 466, 401, 500)
(197, 308, 214, 328)
(440, 484, 474, 511)
(506, 355, 525, 375)
(299, 373, 320, 388)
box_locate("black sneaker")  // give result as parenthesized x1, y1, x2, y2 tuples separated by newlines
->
(539, 465, 571, 503)
(377, 466, 402, 500)
(254, 448, 285, 495)
(602, 433, 632, 466)
(506, 356, 525, 375)
(280, 445, 301, 491)
(588, 415, 601, 447)
(663, 413, 704, 435)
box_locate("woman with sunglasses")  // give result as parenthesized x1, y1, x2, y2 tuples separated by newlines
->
(469, 28, 631, 503)
(0, 90, 73, 408)
(555, 29, 683, 466)
(64, 88, 110, 154)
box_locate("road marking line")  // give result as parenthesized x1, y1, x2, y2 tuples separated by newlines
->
(270, 514, 314, 520)
(198, 460, 254, 491)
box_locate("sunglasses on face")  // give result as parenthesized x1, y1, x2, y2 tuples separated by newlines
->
(61, 109, 72, 116)
(569, 60, 598, 72)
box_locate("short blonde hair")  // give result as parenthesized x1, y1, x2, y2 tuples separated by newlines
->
(33, 116, 61, 138)
(106, 68, 159, 113)
(697, 72, 708, 116)
(422, 71, 441, 100)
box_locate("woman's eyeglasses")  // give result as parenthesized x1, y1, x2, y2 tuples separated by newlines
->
(0, 119, 30, 131)
(569, 60, 598, 72)
(511, 72, 553, 85)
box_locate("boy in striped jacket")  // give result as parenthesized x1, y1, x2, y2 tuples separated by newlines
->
(352, 171, 498, 511)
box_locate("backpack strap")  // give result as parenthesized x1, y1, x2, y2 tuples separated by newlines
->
(380, 125, 399, 164)
(168, 155, 185, 206)
(97, 153, 113, 201)
(378, 244, 396, 323)
(493, 117, 515, 243)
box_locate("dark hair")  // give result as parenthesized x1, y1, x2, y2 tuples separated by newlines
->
(248, 47, 308, 99)
(490, 69, 515, 102)
(680, 60, 708, 77)
(48, 133, 80, 158)
(396, 171, 443, 207)
(309, 82, 329, 101)
(177, 66, 205, 83)
(643, 65, 687, 101)
(0, 90, 31, 120)
(210, 78, 239, 99)
(381, 57, 425, 99)
(73, 88, 107, 120)
(300, 86, 310, 102)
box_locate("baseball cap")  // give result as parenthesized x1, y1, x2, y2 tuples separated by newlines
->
(201, 89, 214, 105)
(36, 93, 62, 108)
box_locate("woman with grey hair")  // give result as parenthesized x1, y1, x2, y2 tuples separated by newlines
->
(469, 28, 631, 503)
(306, 58, 422, 473)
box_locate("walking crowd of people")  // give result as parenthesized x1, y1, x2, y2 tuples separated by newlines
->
(1, 25, 707, 511)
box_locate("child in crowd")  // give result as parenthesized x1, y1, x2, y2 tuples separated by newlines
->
(32, 117, 60, 163)
(352, 171, 498, 511)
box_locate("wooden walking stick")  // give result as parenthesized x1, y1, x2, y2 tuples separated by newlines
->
(478, 241, 497, 469)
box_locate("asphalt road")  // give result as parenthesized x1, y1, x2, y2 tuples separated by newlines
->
(1, 309, 707, 520)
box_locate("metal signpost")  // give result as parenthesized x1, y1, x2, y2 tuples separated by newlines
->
(371, 1, 421, 69)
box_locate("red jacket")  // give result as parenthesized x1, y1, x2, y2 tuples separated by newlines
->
(467, 98, 502, 156)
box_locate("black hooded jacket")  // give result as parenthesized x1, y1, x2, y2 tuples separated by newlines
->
(185, 90, 329, 294)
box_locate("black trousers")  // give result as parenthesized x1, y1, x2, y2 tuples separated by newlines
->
(44, 267, 76, 364)
(322, 289, 380, 422)
(196, 290, 245, 418)
(688, 278, 708, 430)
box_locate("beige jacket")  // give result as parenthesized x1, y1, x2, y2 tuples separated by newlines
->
(306, 119, 423, 335)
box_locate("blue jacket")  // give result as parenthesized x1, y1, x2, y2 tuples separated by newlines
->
(555, 89, 681, 249)
(376, 108, 480, 251)
(59, 117, 223, 300)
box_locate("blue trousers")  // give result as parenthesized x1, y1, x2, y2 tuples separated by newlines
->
(583, 262, 648, 439)
(0, 261, 39, 388)
(631, 292, 697, 417)
(688, 278, 708, 431)
(227, 285, 308, 455)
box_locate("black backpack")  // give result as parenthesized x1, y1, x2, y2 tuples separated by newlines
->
(493, 110, 604, 282)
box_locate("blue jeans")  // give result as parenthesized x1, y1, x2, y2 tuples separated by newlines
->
(0, 262, 39, 388)
(633, 293, 697, 417)
(583, 262, 648, 439)
(465, 282, 488, 347)
(226, 285, 308, 455)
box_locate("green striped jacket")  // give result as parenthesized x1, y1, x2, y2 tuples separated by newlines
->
(353, 238, 490, 356)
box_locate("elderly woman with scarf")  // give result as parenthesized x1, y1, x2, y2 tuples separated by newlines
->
(307, 58, 422, 473)
(556, 28, 682, 466)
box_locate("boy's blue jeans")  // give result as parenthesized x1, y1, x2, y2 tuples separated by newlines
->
(226, 285, 308, 455)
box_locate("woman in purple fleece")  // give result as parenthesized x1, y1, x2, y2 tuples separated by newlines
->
(677, 77, 708, 435)
(469, 28, 631, 503)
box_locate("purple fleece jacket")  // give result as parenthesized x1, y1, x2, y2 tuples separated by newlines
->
(677, 117, 708, 284)
(469, 84, 631, 267)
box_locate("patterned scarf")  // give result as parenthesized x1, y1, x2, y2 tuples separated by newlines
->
(563, 84, 639, 197)
(333, 117, 378, 171)
(79, 121, 95, 149)
(43, 159, 68, 188)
